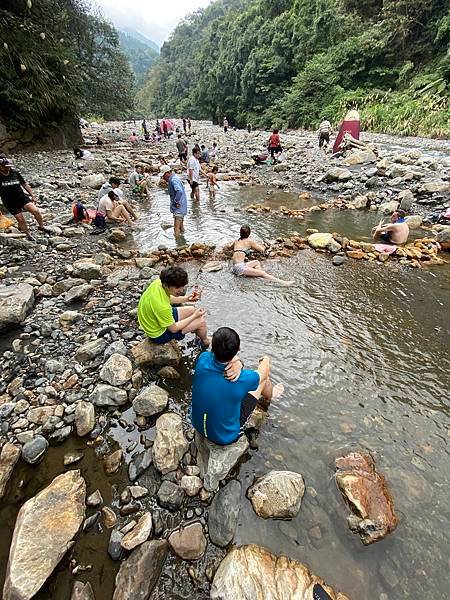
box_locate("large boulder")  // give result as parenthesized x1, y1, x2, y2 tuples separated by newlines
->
(195, 431, 249, 492)
(100, 354, 133, 386)
(90, 384, 128, 407)
(0, 443, 21, 499)
(121, 513, 153, 551)
(247, 471, 305, 519)
(131, 339, 181, 368)
(378, 200, 399, 214)
(418, 179, 450, 194)
(82, 159, 108, 171)
(335, 452, 398, 545)
(209, 480, 241, 547)
(405, 215, 423, 229)
(436, 226, 450, 243)
(324, 167, 353, 182)
(3, 471, 86, 600)
(153, 413, 189, 474)
(343, 149, 377, 165)
(132, 385, 169, 417)
(398, 189, 415, 211)
(74, 401, 95, 436)
(210, 545, 350, 600)
(80, 173, 105, 189)
(71, 581, 95, 600)
(307, 232, 333, 250)
(168, 522, 207, 560)
(22, 435, 48, 464)
(112, 540, 168, 600)
(0, 283, 34, 330)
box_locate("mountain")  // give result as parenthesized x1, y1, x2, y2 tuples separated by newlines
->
(118, 28, 159, 88)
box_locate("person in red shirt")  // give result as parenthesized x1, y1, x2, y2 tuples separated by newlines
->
(268, 129, 282, 162)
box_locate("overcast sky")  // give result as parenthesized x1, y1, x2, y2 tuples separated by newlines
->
(95, 0, 213, 46)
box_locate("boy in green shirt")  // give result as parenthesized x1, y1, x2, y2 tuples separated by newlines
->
(137, 266, 210, 346)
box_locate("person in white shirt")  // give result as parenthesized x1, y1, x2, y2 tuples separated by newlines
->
(98, 177, 137, 220)
(187, 147, 207, 201)
(98, 191, 133, 225)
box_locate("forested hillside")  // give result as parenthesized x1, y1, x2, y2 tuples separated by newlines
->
(139, 0, 450, 136)
(118, 29, 159, 90)
(0, 0, 135, 130)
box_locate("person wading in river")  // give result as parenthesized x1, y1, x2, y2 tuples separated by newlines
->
(191, 327, 284, 445)
(160, 165, 187, 238)
(187, 147, 207, 202)
(0, 154, 47, 241)
(232, 225, 294, 285)
(372, 210, 410, 245)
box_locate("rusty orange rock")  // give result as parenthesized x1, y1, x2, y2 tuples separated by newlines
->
(335, 452, 398, 545)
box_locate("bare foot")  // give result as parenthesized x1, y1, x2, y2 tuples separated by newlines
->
(271, 383, 285, 399)
(280, 280, 295, 286)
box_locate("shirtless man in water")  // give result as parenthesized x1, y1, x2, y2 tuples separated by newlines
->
(372, 210, 409, 245)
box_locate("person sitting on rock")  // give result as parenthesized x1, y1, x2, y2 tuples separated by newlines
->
(137, 266, 210, 347)
(232, 225, 294, 285)
(73, 147, 93, 160)
(0, 154, 47, 241)
(98, 190, 133, 225)
(96, 133, 104, 146)
(200, 145, 210, 164)
(98, 177, 137, 220)
(191, 326, 284, 445)
(128, 165, 148, 196)
(128, 132, 138, 145)
(372, 210, 409, 245)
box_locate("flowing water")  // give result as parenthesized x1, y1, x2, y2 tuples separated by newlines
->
(1, 182, 449, 599)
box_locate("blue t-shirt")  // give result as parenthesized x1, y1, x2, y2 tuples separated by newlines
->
(191, 352, 260, 445)
(168, 174, 187, 216)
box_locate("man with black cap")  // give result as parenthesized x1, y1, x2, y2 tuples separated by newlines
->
(0, 154, 45, 241)
(160, 165, 187, 238)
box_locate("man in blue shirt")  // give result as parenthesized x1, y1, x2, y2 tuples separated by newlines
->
(160, 166, 188, 238)
(191, 327, 283, 445)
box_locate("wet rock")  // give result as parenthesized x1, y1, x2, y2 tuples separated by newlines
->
(0, 283, 35, 330)
(209, 480, 241, 547)
(108, 529, 125, 561)
(168, 522, 207, 560)
(195, 431, 249, 491)
(335, 452, 398, 545)
(75, 401, 95, 436)
(71, 581, 95, 600)
(129, 485, 148, 499)
(65, 283, 94, 304)
(153, 413, 189, 474)
(308, 232, 333, 249)
(157, 480, 185, 510)
(3, 470, 86, 600)
(64, 451, 84, 466)
(108, 228, 127, 243)
(128, 448, 153, 482)
(210, 544, 350, 600)
(90, 384, 127, 407)
(102, 506, 117, 528)
(83, 511, 100, 531)
(156, 366, 180, 379)
(132, 385, 169, 417)
(180, 475, 203, 497)
(22, 435, 49, 464)
(332, 255, 345, 266)
(87, 489, 103, 507)
(0, 443, 21, 499)
(247, 470, 305, 519)
(49, 425, 72, 444)
(100, 354, 133, 386)
(112, 540, 168, 600)
(121, 513, 152, 551)
(80, 173, 105, 189)
(131, 338, 181, 368)
(104, 449, 123, 475)
(75, 338, 107, 363)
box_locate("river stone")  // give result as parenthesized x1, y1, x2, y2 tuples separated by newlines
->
(87, 489, 103, 507)
(210, 544, 351, 600)
(104, 449, 123, 475)
(128, 448, 153, 482)
(131, 338, 181, 368)
(64, 283, 94, 304)
(156, 366, 180, 379)
(209, 480, 241, 547)
(90, 384, 127, 407)
(0, 283, 35, 330)
(104, 340, 127, 359)
(168, 522, 207, 560)
(308, 232, 333, 249)
(436, 226, 450, 243)
(71, 581, 94, 600)
(73, 259, 103, 281)
(83, 158, 108, 171)
(398, 189, 415, 211)
(80, 173, 105, 189)
(405, 215, 423, 229)
(195, 431, 249, 491)
(132, 385, 169, 417)
(157, 480, 185, 510)
(247, 470, 305, 519)
(343, 149, 377, 165)
(108, 228, 127, 243)
(22, 435, 49, 464)
(0, 443, 21, 499)
(100, 354, 133, 386)
(75, 338, 107, 363)
(3, 470, 86, 600)
(121, 513, 152, 551)
(332, 255, 345, 266)
(153, 413, 189, 474)
(108, 529, 125, 561)
(419, 179, 450, 194)
(27, 406, 55, 425)
(75, 401, 95, 436)
(335, 452, 398, 545)
(324, 167, 352, 182)
(112, 540, 168, 600)
(378, 200, 399, 214)
(180, 475, 203, 497)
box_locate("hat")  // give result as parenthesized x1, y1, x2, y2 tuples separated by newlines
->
(160, 165, 172, 176)
(0, 154, 12, 167)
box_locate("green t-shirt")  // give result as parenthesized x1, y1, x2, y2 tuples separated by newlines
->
(137, 278, 175, 338)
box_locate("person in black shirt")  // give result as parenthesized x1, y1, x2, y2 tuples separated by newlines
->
(0, 154, 45, 241)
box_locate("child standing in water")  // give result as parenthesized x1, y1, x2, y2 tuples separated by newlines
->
(207, 166, 220, 199)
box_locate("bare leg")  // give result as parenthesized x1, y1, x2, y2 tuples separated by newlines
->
(112, 205, 133, 225)
(173, 217, 184, 238)
(14, 211, 31, 237)
(24, 202, 43, 228)
(245, 260, 261, 269)
(176, 306, 195, 319)
(194, 186, 200, 202)
(249, 375, 284, 410)
(181, 316, 210, 346)
(243, 266, 294, 286)
(121, 199, 137, 220)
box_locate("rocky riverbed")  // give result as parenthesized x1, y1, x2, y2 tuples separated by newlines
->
(0, 121, 449, 599)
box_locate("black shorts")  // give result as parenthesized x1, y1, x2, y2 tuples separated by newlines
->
(240, 393, 258, 427)
(2, 194, 30, 215)
(269, 145, 282, 154)
(179, 152, 187, 161)
(319, 132, 330, 147)
(190, 181, 199, 190)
